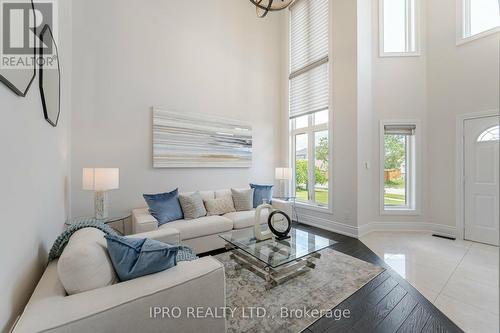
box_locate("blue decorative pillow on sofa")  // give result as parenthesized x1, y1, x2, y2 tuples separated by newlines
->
(105, 234, 179, 282)
(250, 184, 273, 208)
(143, 189, 183, 226)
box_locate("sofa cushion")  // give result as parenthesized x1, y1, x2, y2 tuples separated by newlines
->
(224, 210, 269, 230)
(143, 188, 183, 226)
(57, 228, 117, 295)
(105, 234, 178, 282)
(159, 216, 233, 240)
(231, 188, 254, 211)
(179, 191, 207, 219)
(204, 196, 236, 216)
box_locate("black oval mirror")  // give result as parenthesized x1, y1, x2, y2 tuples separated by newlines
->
(39, 24, 60, 127)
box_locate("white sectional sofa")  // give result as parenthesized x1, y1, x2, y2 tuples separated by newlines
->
(13, 189, 291, 333)
(13, 228, 226, 333)
(133, 189, 293, 254)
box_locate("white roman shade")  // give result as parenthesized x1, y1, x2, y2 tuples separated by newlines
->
(384, 124, 417, 135)
(289, 0, 329, 119)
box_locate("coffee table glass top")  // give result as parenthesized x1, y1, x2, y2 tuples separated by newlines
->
(220, 227, 337, 268)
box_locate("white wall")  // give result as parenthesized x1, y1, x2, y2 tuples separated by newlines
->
(70, 0, 284, 218)
(358, 0, 498, 235)
(356, 0, 374, 227)
(329, 0, 359, 230)
(0, 1, 72, 331)
(426, 0, 499, 228)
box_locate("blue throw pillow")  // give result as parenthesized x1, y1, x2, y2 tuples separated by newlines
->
(143, 189, 183, 226)
(250, 184, 273, 208)
(105, 234, 179, 282)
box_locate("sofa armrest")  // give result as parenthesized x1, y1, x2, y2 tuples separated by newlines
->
(132, 208, 159, 234)
(129, 227, 180, 245)
(272, 199, 293, 220)
(13, 257, 225, 333)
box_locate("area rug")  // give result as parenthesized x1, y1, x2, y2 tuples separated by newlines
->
(214, 248, 384, 333)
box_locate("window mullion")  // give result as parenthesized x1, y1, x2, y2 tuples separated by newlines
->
(291, 132, 294, 197)
(405, 136, 409, 208)
(292, 129, 308, 135)
(405, 0, 410, 52)
(307, 118, 315, 203)
(463, 0, 471, 37)
(408, 135, 414, 209)
(309, 132, 315, 203)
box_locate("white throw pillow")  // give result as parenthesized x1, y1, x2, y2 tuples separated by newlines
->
(179, 191, 207, 219)
(57, 228, 117, 295)
(204, 197, 236, 216)
(231, 188, 254, 211)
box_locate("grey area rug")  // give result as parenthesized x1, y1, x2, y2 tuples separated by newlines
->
(214, 248, 385, 333)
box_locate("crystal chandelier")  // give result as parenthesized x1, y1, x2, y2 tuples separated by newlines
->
(249, 0, 295, 18)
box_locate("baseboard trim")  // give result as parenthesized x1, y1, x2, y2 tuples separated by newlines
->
(297, 213, 358, 238)
(296, 213, 458, 240)
(358, 222, 458, 239)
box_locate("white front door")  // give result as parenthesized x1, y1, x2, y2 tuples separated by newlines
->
(464, 115, 499, 246)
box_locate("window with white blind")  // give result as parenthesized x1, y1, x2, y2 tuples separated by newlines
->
(459, 0, 500, 43)
(381, 122, 419, 214)
(379, 0, 420, 56)
(289, 0, 330, 208)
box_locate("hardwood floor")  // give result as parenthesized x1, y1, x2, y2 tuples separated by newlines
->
(203, 222, 464, 333)
(295, 223, 464, 333)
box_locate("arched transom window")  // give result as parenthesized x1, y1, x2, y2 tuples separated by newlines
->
(477, 125, 500, 142)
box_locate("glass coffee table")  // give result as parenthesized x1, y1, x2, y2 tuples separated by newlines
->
(220, 227, 337, 289)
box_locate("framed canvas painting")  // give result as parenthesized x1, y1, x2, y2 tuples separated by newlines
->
(153, 107, 253, 168)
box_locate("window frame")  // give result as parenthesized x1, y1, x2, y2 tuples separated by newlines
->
(290, 112, 332, 211)
(379, 0, 421, 57)
(288, 0, 332, 212)
(380, 120, 421, 215)
(457, 0, 500, 45)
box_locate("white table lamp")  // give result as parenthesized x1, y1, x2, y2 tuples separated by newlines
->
(275, 167, 292, 197)
(83, 168, 119, 219)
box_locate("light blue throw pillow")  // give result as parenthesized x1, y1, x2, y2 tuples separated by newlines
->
(250, 184, 273, 208)
(105, 234, 178, 282)
(143, 189, 183, 226)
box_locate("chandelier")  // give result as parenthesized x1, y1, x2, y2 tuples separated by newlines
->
(249, 0, 295, 18)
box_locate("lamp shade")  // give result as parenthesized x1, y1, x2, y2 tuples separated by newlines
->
(83, 168, 119, 191)
(275, 167, 292, 180)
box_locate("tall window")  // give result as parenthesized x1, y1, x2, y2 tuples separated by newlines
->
(382, 124, 417, 212)
(291, 111, 329, 206)
(289, 0, 330, 208)
(379, 0, 420, 56)
(461, 0, 500, 40)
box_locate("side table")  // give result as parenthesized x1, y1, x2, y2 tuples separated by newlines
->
(65, 215, 131, 235)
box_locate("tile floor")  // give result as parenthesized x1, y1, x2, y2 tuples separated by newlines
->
(360, 232, 499, 333)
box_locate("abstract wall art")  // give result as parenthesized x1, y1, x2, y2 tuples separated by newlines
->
(152, 107, 253, 168)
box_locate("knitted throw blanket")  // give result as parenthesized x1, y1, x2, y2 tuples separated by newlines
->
(48, 222, 198, 264)
(48, 221, 117, 263)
